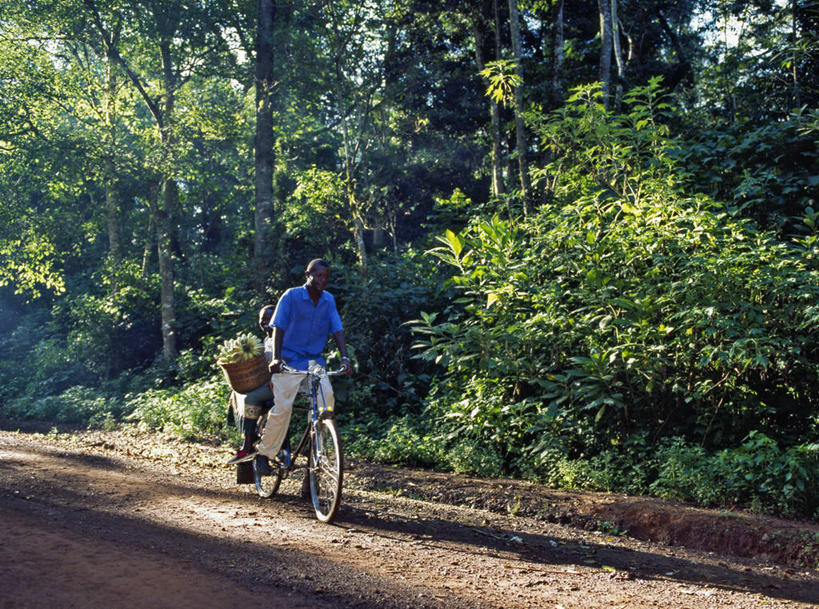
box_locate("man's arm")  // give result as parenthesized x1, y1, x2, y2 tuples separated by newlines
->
(333, 330, 353, 376)
(268, 326, 285, 373)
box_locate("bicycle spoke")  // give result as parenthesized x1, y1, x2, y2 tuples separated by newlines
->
(318, 465, 339, 482)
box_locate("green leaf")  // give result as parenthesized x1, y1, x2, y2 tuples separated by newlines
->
(444, 229, 463, 257)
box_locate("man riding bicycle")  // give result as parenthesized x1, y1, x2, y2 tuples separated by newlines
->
(228, 258, 352, 475)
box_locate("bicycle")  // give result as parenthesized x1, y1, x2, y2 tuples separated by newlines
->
(252, 361, 345, 523)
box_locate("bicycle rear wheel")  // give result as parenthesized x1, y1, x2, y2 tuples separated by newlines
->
(253, 457, 283, 498)
(308, 418, 343, 523)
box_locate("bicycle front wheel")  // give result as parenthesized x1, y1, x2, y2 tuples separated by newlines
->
(309, 418, 343, 523)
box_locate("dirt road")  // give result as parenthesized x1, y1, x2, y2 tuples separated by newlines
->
(1, 427, 817, 609)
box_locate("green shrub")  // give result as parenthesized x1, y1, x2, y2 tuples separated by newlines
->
(333, 249, 446, 417)
(126, 377, 233, 441)
(413, 81, 819, 468)
(57, 263, 162, 380)
(446, 439, 506, 477)
(674, 108, 819, 234)
(5, 385, 116, 426)
(528, 433, 656, 493)
(520, 432, 819, 518)
(343, 413, 444, 469)
(713, 432, 819, 517)
(647, 432, 819, 517)
(648, 437, 720, 504)
(423, 375, 549, 476)
(375, 415, 443, 468)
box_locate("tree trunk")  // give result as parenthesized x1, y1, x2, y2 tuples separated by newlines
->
(551, 0, 565, 107)
(656, 8, 692, 91)
(346, 181, 368, 277)
(621, 15, 634, 66)
(507, 0, 532, 215)
(791, 0, 801, 108)
(254, 0, 275, 278)
(88, 1, 183, 361)
(372, 226, 384, 249)
(489, 80, 504, 198)
(103, 160, 120, 263)
(353, 215, 368, 275)
(141, 189, 156, 277)
(103, 176, 119, 256)
(388, 207, 398, 253)
(103, 50, 120, 266)
(471, 4, 504, 198)
(157, 36, 178, 361)
(154, 188, 177, 361)
(490, 4, 504, 198)
(491, 0, 505, 196)
(339, 87, 368, 278)
(610, 0, 625, 110)
(598, 0, 613, 109)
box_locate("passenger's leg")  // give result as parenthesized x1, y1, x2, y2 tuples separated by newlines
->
(226, 382, 273, 464)
(240, 403, 264, 450)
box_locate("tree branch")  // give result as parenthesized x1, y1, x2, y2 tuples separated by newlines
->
(83, 0, 164, 128)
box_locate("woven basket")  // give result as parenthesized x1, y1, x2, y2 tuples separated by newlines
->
(218, 353, 270, 393)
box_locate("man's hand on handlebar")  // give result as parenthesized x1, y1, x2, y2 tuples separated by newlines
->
(269, 358, 352, 376)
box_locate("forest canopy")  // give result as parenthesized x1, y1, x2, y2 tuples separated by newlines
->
(1, 0, 817, 518)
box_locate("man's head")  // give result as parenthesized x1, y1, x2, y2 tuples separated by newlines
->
(305, 258, 330, 293)
(305, 258, 329, 274)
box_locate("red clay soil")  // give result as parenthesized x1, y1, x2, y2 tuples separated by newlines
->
(348, 461, 819, 570)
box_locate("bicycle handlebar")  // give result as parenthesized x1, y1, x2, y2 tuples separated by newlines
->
(279, 363, 347, 377)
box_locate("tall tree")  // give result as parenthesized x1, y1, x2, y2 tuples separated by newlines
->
(471, 0, 505, 197)
(0, 3, 141, 298)
(84, 0, 230, 360)
(551, 0, 565, 107)
(597, 0, 613, 108)
(316, 0, 394, 276)
(507, 0, 532, 214)
(253, 0, 275, 279)
(102, 43, 122, 265)
(47, 16, 130, 270)
(0, 28, 69, 299)
(610, 0, 625, 109)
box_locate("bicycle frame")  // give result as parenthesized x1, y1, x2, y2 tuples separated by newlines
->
(281, 360, 344, 418)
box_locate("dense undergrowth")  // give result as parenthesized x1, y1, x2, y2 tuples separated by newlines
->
(2, 82, 818, 520)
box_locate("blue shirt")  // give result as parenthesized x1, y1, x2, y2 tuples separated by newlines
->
(270, 286, 344, 370)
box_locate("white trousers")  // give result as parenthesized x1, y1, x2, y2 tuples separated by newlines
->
(256, 374, 335, 458)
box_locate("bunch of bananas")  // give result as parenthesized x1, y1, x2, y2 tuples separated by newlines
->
(216, 332, 264, 364)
